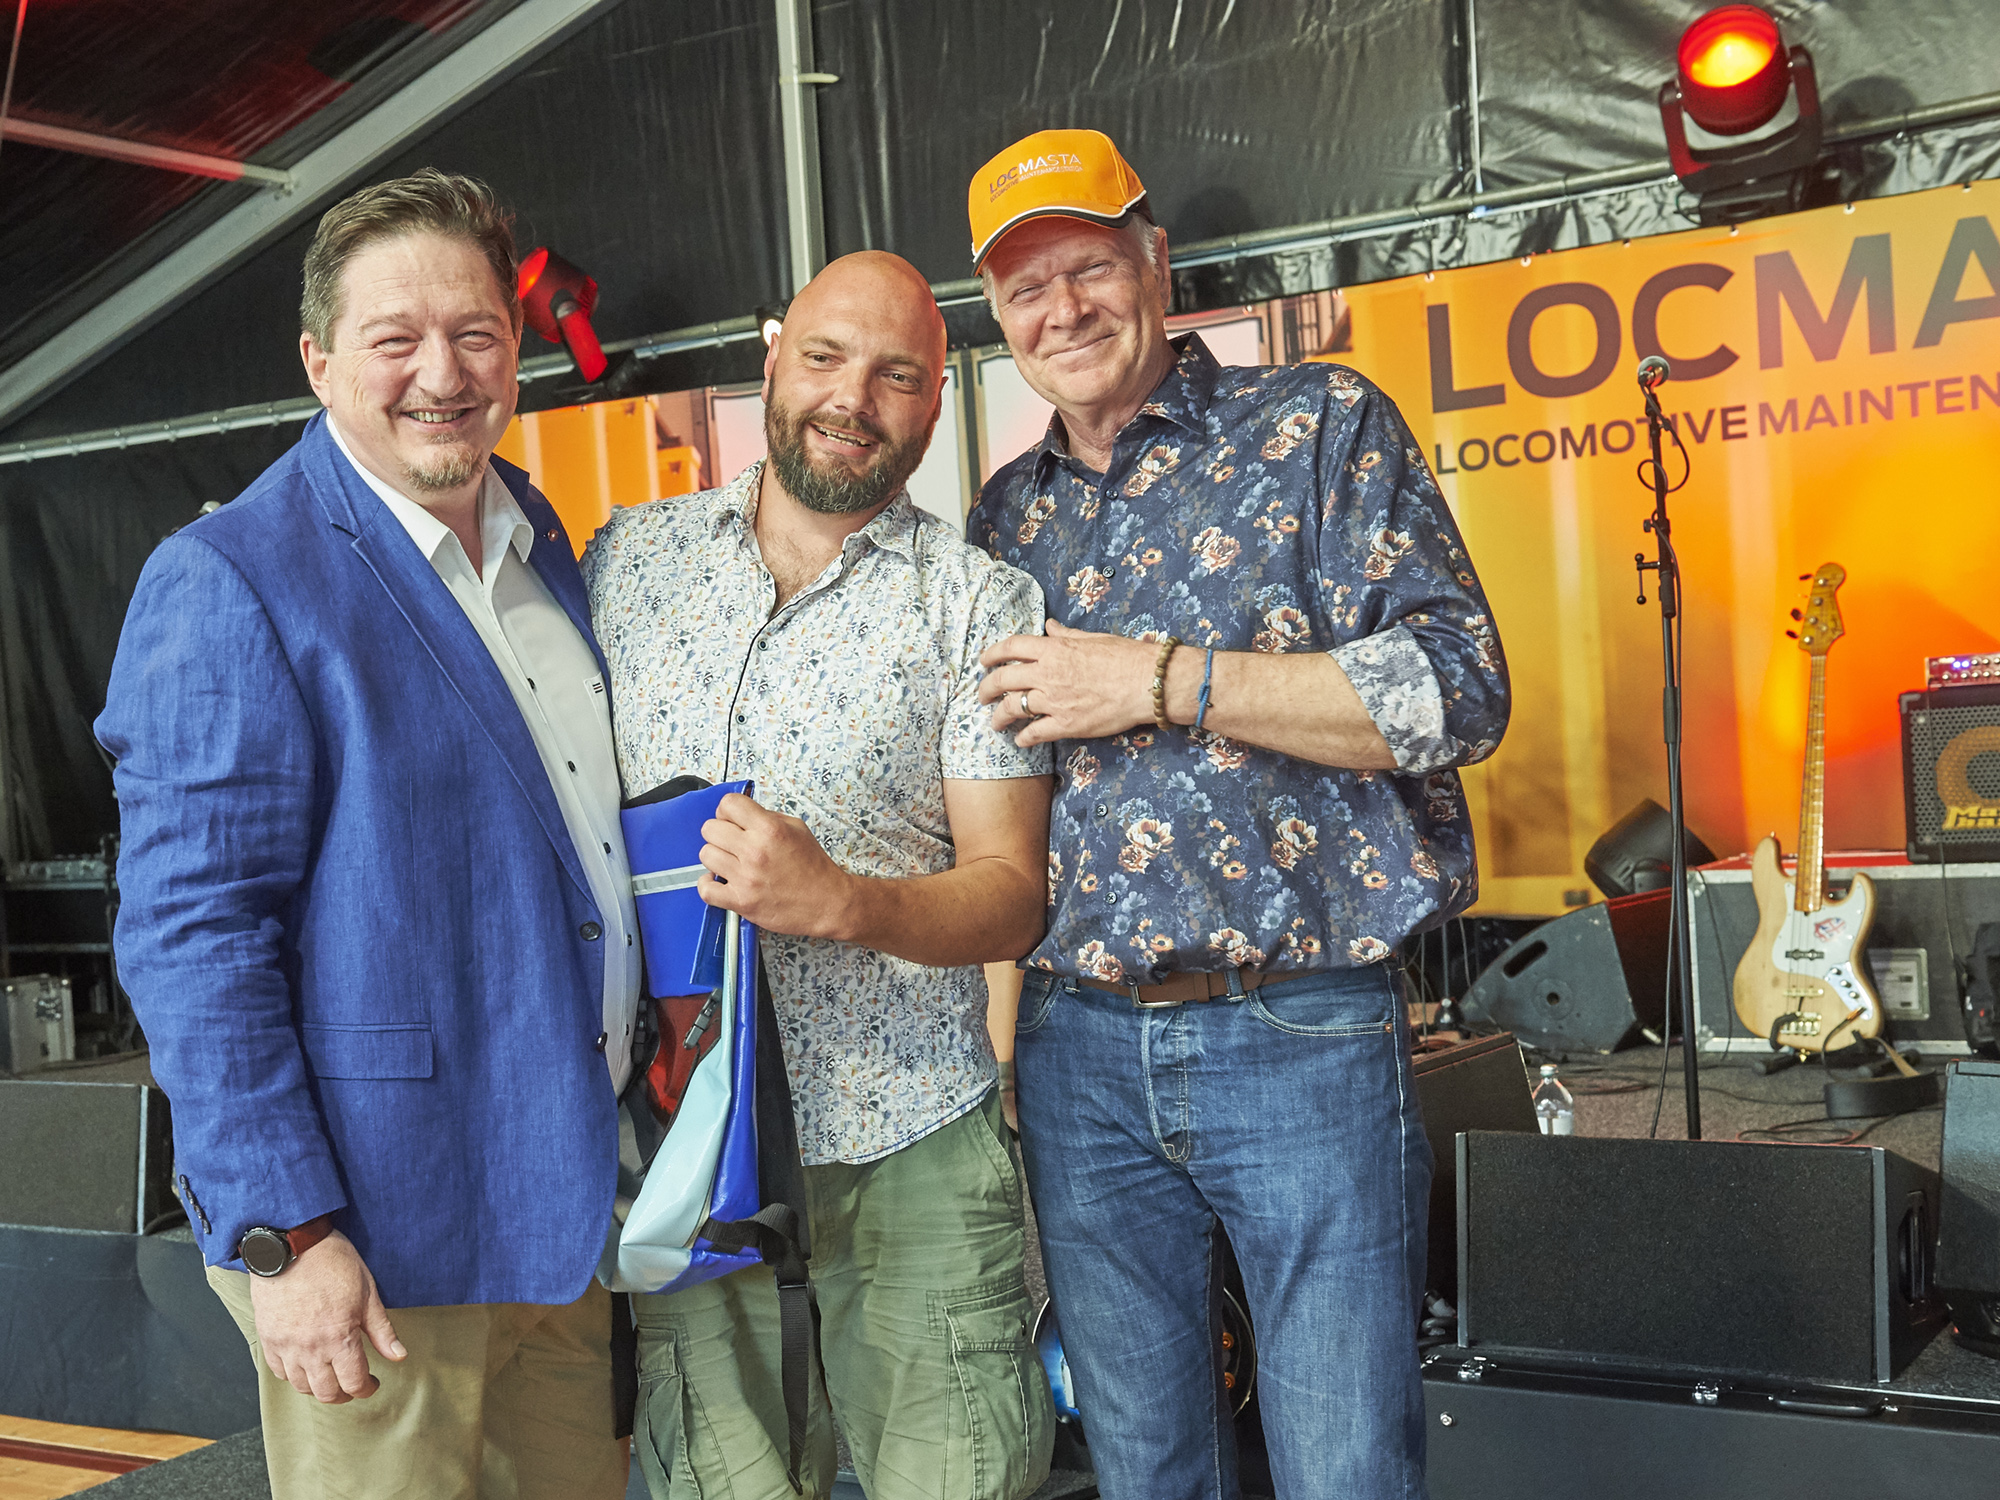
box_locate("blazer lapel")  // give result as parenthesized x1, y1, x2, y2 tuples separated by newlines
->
(491, 456, 614, 686)
(299, 415, 593, 903)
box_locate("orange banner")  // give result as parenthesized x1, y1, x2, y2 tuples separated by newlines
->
(1339, 181, 2000, 914)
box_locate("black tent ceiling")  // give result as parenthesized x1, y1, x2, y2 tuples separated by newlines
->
(4, 0, 1998, 442)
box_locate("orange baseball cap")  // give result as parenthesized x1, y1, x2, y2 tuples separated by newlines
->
(968, 128, 1148, 272)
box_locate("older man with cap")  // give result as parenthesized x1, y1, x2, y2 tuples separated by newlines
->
(584, 250, 1056, 1500)
(965, 129, 1511, 1500)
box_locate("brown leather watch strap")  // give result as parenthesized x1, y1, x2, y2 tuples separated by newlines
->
(285, 1215, 333, 1259)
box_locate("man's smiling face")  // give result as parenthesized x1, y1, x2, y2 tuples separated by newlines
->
(301, 230, 519, 502)
(759, 251, 945, 516)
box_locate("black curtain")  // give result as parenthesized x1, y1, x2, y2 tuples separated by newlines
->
(0, 427, 302, 859)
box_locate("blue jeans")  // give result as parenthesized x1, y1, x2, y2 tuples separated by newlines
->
(1014, 966, 1431, 1500)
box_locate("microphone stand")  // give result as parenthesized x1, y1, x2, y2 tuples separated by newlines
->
(1635, 376, 1702, 1141)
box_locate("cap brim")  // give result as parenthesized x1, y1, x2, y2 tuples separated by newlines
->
(971, 194, 1148, 273)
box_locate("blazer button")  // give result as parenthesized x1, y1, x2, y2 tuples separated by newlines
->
(580, 922, 602, 941)
(594, 1032, 609, 1052)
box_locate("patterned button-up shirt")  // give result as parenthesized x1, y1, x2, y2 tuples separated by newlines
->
(968, 335, 1509, 984)
(582, 462, 1051, 1164)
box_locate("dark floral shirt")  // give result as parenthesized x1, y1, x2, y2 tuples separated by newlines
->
(969, 335, 1510, 983)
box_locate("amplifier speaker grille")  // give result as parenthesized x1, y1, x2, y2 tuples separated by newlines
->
(1903, 685, 2000, 861)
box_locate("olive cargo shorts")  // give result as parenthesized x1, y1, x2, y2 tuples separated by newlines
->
(632, 1088, 1054, 1500)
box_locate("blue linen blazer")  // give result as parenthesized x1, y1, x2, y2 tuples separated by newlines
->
(95, 412, 619, 1308)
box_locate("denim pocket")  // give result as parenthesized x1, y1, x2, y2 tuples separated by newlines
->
(1246, 969, 1398, 1038)
(1014, 973, 1062, 1035)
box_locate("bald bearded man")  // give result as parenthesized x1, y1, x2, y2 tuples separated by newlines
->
(584, 252, 1057, 1500)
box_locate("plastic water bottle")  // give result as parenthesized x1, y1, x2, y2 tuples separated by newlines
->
(1533, 1063, 1575, 1136)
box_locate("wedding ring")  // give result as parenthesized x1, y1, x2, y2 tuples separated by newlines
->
(1019, 691, 1034, 718)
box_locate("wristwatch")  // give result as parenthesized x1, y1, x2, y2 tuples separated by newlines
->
(238, 1217, 333, 1278)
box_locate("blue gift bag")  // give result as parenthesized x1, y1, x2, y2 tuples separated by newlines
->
(601, 776, 815, 1488)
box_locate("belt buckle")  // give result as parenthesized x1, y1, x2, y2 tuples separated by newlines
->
(1131, 982, 1182, 1010)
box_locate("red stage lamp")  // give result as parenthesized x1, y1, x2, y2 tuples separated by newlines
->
(518, 246, 608, 383)
(1676, 5, 1787, 135)
(1658, 4, 1822, 224)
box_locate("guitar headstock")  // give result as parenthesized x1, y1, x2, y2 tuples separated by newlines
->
(1789, 562, 1847, 656)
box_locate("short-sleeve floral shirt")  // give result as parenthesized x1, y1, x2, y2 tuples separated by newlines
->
(968, 335, 1510, 984)
(583, 463, 1051, 1164)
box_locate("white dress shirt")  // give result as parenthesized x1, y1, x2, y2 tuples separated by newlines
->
(329, 417, 640, 1090)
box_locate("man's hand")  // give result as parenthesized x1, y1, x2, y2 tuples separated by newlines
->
(697, 792, 857, 940)
(978, 620, 1162, 747)
(247, 1228, 406, 1404)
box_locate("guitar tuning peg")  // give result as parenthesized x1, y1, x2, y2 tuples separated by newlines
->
(1799, 573, 1812, 581)
(1790, 609, 1803, 620)
(1785, 630, 1798, 639)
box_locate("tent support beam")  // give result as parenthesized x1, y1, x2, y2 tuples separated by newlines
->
(774, 0, 831, 295)
(5, 87, 1998, 468)
(0, 0, 626, 432)
(0, 118, 293, 187)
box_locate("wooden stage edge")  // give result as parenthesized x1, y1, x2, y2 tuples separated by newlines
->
(0, 1415, 209, 1499)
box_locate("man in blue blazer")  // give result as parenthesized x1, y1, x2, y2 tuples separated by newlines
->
(95, 171, 637, 1500)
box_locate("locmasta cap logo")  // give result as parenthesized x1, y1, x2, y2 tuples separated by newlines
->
(990, 151, 1086, 202)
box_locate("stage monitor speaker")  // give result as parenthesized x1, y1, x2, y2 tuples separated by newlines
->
(1458, 1132, 1945, 1384)
(1584, 798, 1718, 899)
(1903, 684, 2000, 863)
(1938, 1058, 2000, 1352)
(1459, 890, 1669, 1055)
(1412, 1033, 1536, 1297)
(0, 1080, 173, 1233)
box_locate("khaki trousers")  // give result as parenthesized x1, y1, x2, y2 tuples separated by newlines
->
(208, 1266, 628, 1500)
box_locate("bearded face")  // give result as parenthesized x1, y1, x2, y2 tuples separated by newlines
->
(763, 394, 933, 515)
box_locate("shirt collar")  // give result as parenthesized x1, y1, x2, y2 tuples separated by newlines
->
(328, 413, 533, 570)
(1031, 331, 1220, 482)
(708, 457, 921, 563)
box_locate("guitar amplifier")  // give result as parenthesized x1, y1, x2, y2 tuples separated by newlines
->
(1902, 684, 2000, 863)
(1689, 853, 2000, 1055)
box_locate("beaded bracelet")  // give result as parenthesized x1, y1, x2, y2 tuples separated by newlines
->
(1150, 635, 1182, 730)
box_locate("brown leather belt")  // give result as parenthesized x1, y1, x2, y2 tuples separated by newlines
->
(1080, 968, 1267, 1008)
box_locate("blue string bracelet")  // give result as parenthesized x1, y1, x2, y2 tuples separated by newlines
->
(1194, 647, 1215, 731)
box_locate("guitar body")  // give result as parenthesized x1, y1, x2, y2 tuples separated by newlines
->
(1732, 835, 1881, 1051)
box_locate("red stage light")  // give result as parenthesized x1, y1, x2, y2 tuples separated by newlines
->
(1657, 3, 1821, 223)
(518, 246, 609, 383)
(1676, 5, 1789, 136)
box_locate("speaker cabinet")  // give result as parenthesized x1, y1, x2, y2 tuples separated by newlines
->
(1459, 890, 1669, 1055)
(1939, 1058, 2000, 1349)
(1903, 684, 2000, 863)
(1458, 1132, 1945, 1384)
(0, 1080, 173, 1233)
(1413, 1033, 1537, 1296)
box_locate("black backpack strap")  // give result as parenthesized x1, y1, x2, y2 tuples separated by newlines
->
(698, 1203, 814, 1492)
(694, 955, 817, 1491)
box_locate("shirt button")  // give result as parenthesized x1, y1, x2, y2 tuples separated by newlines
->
(1096, 803, 1109, 819)
(1105, 890, 1118, 905)
(735, 714, 745, 724)
(567, 760, 577, 772)
(593, 1032, 608, 1052)
(757, 641, 768, 651)
(580, 922, 602, 941)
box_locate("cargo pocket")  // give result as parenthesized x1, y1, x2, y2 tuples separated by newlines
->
(937, 1280, 1054, 1500)
(632, 1337, 730, 1500)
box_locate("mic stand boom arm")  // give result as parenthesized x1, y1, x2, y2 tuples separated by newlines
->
(1634, 385, 1703, 1140)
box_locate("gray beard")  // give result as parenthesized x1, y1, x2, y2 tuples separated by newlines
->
(402, 448, 481, 493)
(764, 398, 926, 515)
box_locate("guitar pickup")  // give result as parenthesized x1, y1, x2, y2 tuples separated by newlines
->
(1784, 948, 1826, 961)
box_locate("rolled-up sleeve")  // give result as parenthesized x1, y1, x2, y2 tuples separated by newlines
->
(1315, 383, 1511, 775)
(94, 535, 346, 1264)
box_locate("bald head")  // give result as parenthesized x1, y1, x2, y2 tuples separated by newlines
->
(779, 251, 946, 392)
(761, 251, 947, 516)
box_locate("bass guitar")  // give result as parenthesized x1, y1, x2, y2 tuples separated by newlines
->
(1732, 563, 1883, 1055)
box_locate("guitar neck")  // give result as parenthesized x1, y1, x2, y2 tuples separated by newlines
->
(1795, 654, 1828, 912)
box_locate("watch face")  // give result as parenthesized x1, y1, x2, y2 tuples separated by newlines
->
(241, 1227, 289, 1277)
